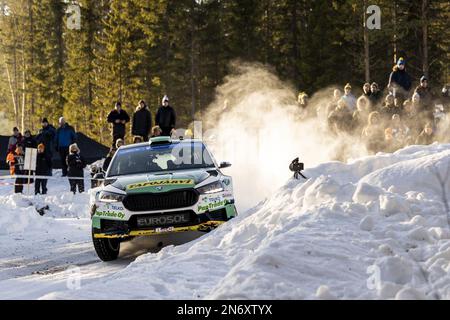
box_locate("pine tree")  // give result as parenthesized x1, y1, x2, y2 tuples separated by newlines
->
(63, 0, 97, 134)
(30, 0, 65, 123)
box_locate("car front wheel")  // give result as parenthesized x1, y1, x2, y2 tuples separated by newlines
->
(92, 231, 120, 261)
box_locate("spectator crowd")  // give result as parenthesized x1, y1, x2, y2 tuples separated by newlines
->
(5, 95, 177, 195)
(300, 57, 449, 155)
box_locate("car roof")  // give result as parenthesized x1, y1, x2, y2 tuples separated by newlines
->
(118, 138, 205, 151)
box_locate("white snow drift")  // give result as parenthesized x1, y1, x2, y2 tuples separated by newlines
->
(2, 143, 450, 299)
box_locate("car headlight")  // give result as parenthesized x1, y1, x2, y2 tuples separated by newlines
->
(98, 190, 125, 203)
(197, 181, 224, 194)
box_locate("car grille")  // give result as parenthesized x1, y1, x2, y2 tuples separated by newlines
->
(122, 190, 199, 212)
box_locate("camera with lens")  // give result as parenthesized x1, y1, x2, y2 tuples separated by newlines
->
(289, 157, 307, 179)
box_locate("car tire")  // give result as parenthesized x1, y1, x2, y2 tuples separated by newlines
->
(92, 231, 120, 261)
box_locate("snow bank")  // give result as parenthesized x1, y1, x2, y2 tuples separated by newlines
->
(0, 171, 91, 235)
(36, 143, 450, 300)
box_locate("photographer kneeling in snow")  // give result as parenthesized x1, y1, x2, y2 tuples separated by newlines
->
(66, 143, 86, 194)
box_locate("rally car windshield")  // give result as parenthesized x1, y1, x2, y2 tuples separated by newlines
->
(107, 142, 216, 177)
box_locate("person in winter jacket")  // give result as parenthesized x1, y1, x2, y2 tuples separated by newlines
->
(66, 143, 86, 194)
(352, 96, 371, 132)
(327, 99, 353, 134)
(151, 126, 162, 138)
(325, 89, 342, 117)
(7, 127, 23, 153)
(380, 93, 402, 120)
(383, 128, 402, 153)
(298, 92, 312, 118)
(388, 114, 410, 146)
(362, 83, 371, 98)
(131, 100, 152, 141)
(341, 83, 357, 112)
(22, 130, 37, 149)
(369, 82, 382, 109)
(414, 76, 432, 104)
(155, 95, 176, 136)
(414, 76, 433, 121)
(362, 111, 385, 153)
(35, 143, 52, 195)
(6, 151, 15, 176)
(103, 147, 117, 173)
(115, 138, 124, 149)
(440, 85, 450, 113)
(402, 99, 421, 138)
(6, 145, 27, 193)
(133, 136, 143, 144)
(388, 57, 412, 101)
(36, 118, 57, 157)
(107, 102, 130, 146)
(56, 117, 76, 177)
(415, 123, 435, 145)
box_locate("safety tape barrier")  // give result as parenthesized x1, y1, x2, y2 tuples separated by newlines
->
(0, 174, 104, 181)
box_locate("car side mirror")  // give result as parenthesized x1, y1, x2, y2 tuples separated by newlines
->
(219, 162, 232, 169)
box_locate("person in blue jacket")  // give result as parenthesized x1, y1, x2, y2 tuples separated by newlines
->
(55, 117, 76, 176)
(388, 57, 412, 102)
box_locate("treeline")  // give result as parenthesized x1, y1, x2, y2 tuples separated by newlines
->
(0, 0, 448, 144)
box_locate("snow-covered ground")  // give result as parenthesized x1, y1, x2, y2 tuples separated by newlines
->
(2, 144, 450, 299)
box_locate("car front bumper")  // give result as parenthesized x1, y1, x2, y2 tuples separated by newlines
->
(92, 204, 237, 239)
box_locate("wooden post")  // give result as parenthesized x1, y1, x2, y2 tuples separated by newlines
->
(27, 150, 32, 195)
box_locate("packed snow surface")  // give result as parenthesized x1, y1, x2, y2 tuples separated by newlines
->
(2, 143, 450, 299)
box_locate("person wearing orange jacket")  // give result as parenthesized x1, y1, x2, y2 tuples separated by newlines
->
(6, 145, 26, 193)
(6, 150, 15, 175)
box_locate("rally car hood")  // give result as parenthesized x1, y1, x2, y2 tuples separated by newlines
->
(107, 169, 216, 194)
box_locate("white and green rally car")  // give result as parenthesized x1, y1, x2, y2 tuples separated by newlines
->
(90, 136, 237, 261)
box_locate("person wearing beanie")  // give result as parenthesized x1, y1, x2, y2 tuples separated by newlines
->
(55, 117, 76, 176)
(107, 101, 130, 147)
(35, 143, 52, 195)
(155, 95, 176, 136)
(66, 143, 86, 194)
(414, 75, 433, 120)
(388, 57, 412, 101)
(131, 100, 152, 142)
(36, 117, 57, 159)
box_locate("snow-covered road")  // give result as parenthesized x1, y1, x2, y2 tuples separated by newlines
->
(0, 174, 143, 299)
(0, 212, 204, 299)
(0, 219, 127, 299)
(2, 144, 450, 299)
